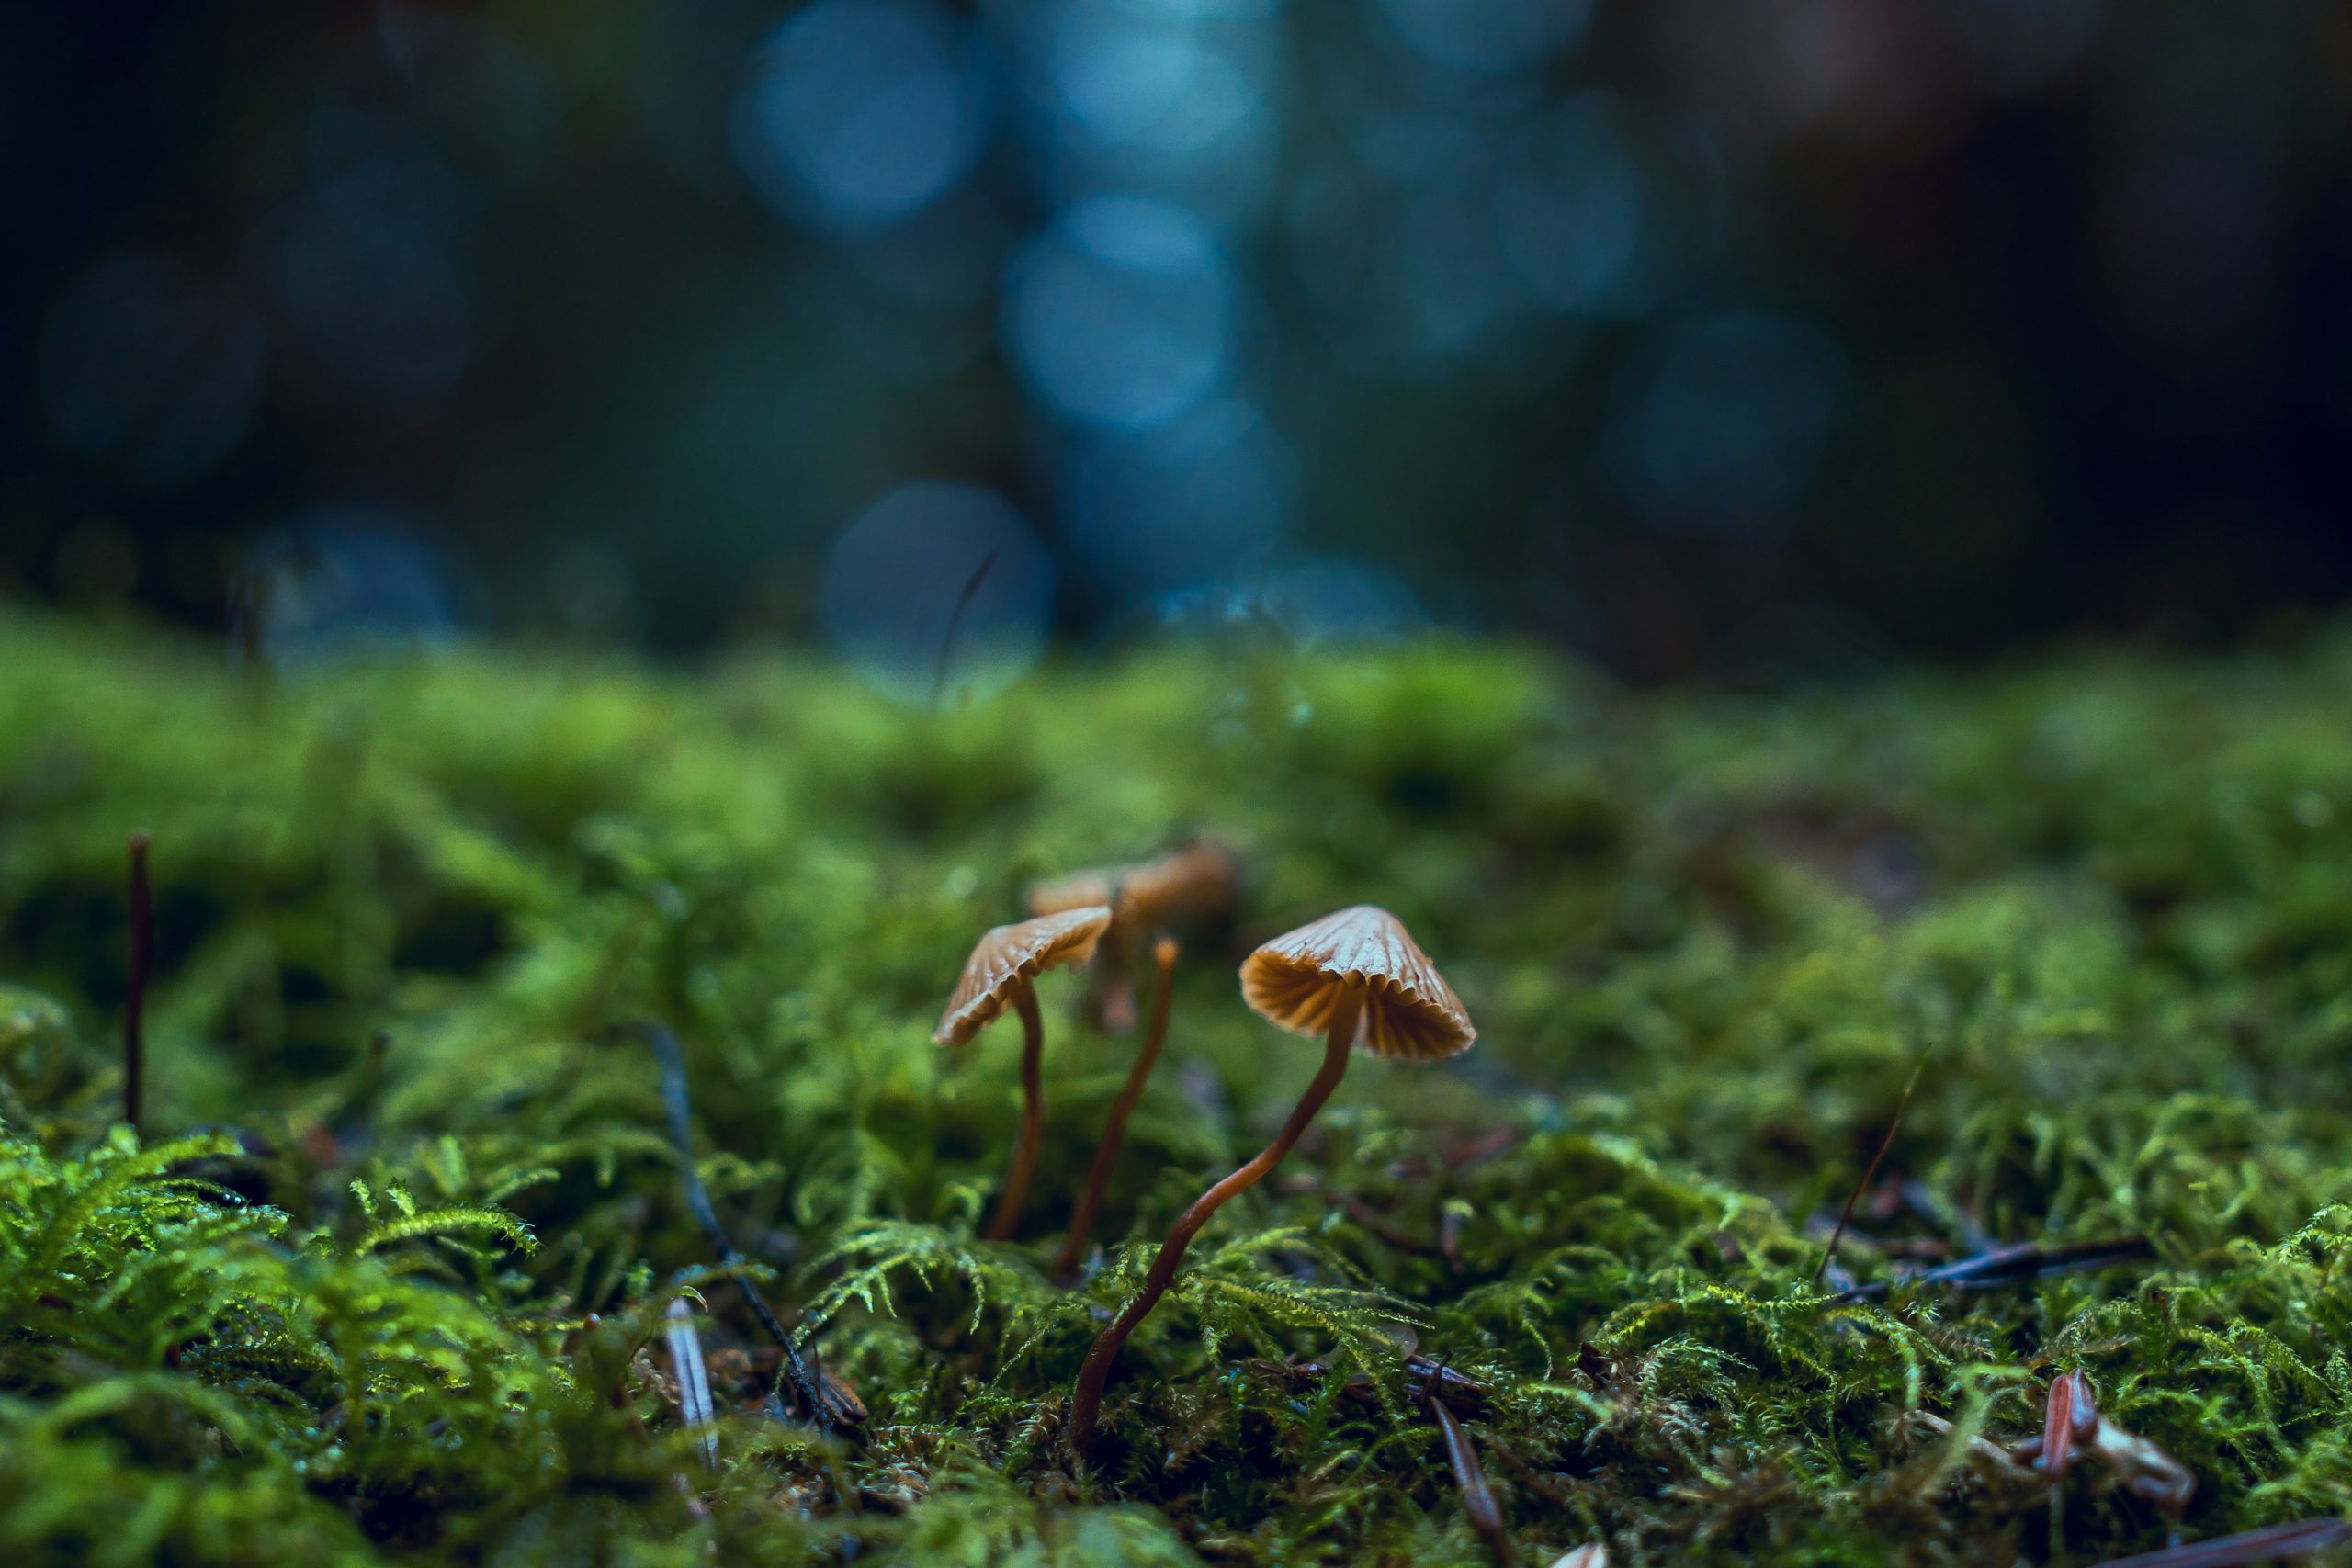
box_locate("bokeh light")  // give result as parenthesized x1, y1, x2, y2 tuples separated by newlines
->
(822, 482, 1056, 707)
(231, 509, 462, 671)
(1056, 397, 1298, 609)
(1151, 551, 1429, 645)
(734, 0, 994, 232)
(1374, 0, 1592, 76)
(1002, 0, 1283, 221)
(1256, 554, 1429, 643)
(1002, 196, 1240, 428)
(1494, 96, 1646, 317)
(13, 0, 2349, 671)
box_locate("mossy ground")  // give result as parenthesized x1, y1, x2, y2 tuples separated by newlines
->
(4, 610, 2351, 1566)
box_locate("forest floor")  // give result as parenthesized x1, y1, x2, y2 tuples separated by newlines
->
(3, 610, 2350, 1565)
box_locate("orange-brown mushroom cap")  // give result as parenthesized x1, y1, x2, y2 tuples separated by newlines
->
(1025, 839, 1239, 931)
(1114, 840, 1239, 930)
(1239, 904, 1476, 1062)
(934, 906, 1114, 1046)
(1025, 870, 1116, 919)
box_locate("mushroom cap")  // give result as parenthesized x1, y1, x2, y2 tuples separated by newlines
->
(1026, 869, 1116, 919)
(1114, 840, 1239, 930)
(1026, 839, 1239, 931)
(934, 906, 1114, 1046)
(1239, 904, 1475, 1062)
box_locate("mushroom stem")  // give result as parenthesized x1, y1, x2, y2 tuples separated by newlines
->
(1054, 938, 1178, 1283)
(983, 986, 1046, 1241)
(1092, 934, 1137, 1034)
(1069, 990, 1363, 1453)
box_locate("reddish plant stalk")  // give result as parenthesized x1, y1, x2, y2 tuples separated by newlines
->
(1068, 991, 1363, 1453)
(983, 987, 1046, 1241)
(124, 831, 153, 1135)
(1054, 938, 1178, 1282)
(2042, 1368, 2095, 1480)
(1813, 1046, 1928, 1287)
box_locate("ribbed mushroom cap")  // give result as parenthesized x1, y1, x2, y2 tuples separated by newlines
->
(934, 906, 1114, 1046)
(1239, 904, 1476, 1062)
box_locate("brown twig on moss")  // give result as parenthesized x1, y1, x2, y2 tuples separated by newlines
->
(123, 830, 153, 1135)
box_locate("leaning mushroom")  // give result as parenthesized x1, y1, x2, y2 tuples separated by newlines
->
(1028, 838, 1238, 1032)
(935, 906, 1114, 1242)
(1067, 903, 1474, 1451)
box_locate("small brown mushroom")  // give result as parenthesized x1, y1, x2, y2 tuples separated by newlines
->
(935, 906, 1113, 1241)
(1025, 869, 1116, 919)
(1028, 839, 1238, 1032)
(1114, 839, 1240, 932)
(1053, 935, 1180, 1283)
(1067, 904, 1473, 1452)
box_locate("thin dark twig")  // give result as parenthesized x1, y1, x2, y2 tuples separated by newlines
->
(929, 548, 998, 713)
(2088, 1518, 2351, 1568)
(1828, 1235, 2154, 1303)
(1422, 1360, 1514, 1566)
(1814, 1045, 1930, 1287)
(1917, 1235, 2155, 1290)
(124, 831, 153, 1135)
(643, 1021, 830, 1435)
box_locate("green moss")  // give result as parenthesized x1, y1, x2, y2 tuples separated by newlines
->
(3, 609, 2350, 1563)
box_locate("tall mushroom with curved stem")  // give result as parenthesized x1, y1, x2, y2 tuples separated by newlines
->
(936, 906, 1113, 1242)
(1067, 904, 1474, 1453)
(1052, 935, 1180, 1284)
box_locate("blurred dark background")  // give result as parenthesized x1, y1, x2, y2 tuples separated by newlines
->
(5, 0, 2350, 687)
